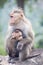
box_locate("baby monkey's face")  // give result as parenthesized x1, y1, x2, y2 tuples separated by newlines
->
(11, 29, 23, 41)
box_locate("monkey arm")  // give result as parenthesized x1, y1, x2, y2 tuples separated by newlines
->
(28, 28, 35, 48)
(23, 16, 35, 43)
(26, 18, 35, 43)
(25, 18, 35, 47)
(28, 30, 34, 41)
(17, 38, 32, 51)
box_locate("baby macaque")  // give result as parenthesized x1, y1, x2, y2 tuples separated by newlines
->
(6, 29, 23, 60)
(8, 29, 32, 61)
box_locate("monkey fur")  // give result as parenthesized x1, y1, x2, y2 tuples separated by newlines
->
(17, 38, 32, 61)
(5, 29, 26, 60)
(5, 8, 35, 61)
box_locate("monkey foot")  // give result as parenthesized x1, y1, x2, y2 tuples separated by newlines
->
(8, 58, 16, 64)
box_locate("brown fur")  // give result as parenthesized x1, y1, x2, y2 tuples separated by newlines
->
(5, 29, 23, 58)
(5, 8, 34, 60)
(17, 38, 32, 61)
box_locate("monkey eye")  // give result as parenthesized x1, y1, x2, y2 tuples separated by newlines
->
(10, 16, 13, 18)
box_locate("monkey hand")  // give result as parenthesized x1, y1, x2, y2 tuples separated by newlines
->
(17, 42, 24, 52)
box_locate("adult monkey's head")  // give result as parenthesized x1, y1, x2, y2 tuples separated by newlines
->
(9, 8, 24, 25)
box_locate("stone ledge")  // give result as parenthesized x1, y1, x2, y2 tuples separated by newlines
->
(0, 48, 43, 65)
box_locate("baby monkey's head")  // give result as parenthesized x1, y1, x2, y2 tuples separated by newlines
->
(9, 8, 24, 25)
(11, 29, 23, 41)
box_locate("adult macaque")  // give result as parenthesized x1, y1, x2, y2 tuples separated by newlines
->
(5, 8, 34, 59)
(6, 29, 23, 60)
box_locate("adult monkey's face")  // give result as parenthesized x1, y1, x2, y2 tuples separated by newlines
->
(9, 8, 24, 25)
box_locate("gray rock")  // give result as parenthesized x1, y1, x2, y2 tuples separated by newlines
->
(0, 48, 43, 65)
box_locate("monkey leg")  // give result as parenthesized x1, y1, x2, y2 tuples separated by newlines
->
(7, 46, 19, 63)
(16, 38, 32, 61)
(17, 38, 32, 52)
(8, 47, 19, 59)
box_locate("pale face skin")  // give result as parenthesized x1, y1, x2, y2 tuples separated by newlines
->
(9, 9, 23, 25)
(11, 30, 23, 41)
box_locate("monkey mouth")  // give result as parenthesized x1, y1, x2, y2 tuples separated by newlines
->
(10, 16, 13, 18)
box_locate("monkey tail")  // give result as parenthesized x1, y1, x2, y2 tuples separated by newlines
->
(24, 53, 40, 61)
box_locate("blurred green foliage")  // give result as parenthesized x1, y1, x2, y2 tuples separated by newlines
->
(0, 0, 7, 8)
(40, 16, 43, 26)
(0, 24, 2, 32)
(38, 39, 43, 48)
(0, 35, 6, 55)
